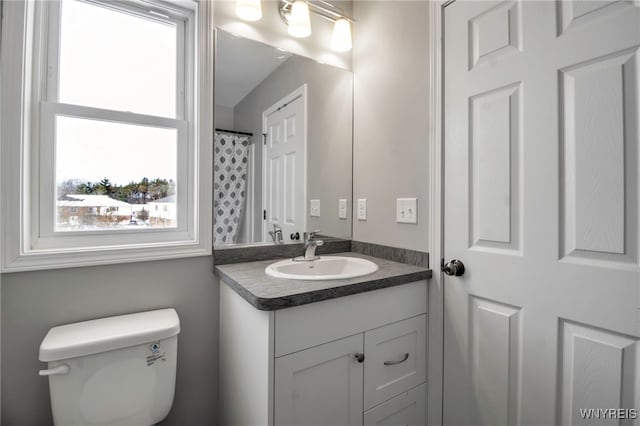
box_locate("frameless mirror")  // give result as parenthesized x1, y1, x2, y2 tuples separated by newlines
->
(214, 29, 353, 247)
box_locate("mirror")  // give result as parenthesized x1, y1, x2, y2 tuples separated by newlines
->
(214, 29, 353, 247)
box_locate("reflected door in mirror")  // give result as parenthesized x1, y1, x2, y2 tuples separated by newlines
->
(264, 95, 305, 242)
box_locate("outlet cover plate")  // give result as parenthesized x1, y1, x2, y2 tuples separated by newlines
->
(396, 198, 417, 224)
(338, 199, 348, 219)
(357, 199, 367, 221)
(310, 199, 320, 217)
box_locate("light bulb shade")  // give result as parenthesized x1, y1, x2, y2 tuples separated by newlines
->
(288, 1, 311, 38)
(236, 0, 262, 21)
(331, 18, 352, 52)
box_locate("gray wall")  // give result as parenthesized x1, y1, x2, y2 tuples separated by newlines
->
(352, 1, 430, 252)
(1, 256, 218, 425)
(215, 105, 234, 129)
(233, 55, 353, 242)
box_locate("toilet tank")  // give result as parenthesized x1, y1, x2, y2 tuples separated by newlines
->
(39, 309, 180, 426)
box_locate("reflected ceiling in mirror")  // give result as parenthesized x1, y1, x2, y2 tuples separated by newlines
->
(214, 30, 353, 248)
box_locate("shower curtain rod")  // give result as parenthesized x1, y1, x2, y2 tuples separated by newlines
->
(215, 128, 254, 137)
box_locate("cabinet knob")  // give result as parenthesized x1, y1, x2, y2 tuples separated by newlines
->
(354, 353, 365, 363)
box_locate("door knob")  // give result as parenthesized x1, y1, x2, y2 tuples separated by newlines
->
(443, 259, 465, 276)
(354, 353, 365, 363)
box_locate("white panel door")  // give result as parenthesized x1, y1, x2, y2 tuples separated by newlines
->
(443, 1, 640, 425)
(274, 333, 364, 426)
(263, 95, 305, 241)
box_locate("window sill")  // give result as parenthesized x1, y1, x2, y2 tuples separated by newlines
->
(2, 242, 212, 273)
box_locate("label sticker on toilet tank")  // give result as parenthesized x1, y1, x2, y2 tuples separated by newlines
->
(146, 352, 166, 366)
(146, 342, 166, 366)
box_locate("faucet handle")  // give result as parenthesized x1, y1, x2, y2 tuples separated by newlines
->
(304, 230, 321, 242)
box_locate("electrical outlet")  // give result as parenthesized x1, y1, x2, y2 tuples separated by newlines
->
(396, 198, 417, 224)
(338, 199, 347, 219)
(310, 199, 320, 217)
(357, 199, 367, 221)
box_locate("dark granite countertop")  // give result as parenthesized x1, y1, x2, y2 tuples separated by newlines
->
(215, 252, 432, 311)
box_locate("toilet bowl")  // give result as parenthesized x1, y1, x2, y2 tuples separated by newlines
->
(39, 309, 180, 426)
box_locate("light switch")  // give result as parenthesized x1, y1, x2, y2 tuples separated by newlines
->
(357, 199, 367, 221)
(338, 199, 348, 219)
(396, 198, 417, 224)
(310, 199, 320, 217)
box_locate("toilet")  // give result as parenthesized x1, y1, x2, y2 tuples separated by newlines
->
(39, 309, 180, 426)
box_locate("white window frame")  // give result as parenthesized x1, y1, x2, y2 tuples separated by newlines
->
(0, 0, 213, 272)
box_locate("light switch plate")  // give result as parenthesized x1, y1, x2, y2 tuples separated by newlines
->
(396, 198, 417, 224)
(338, 199, 348, 219)
(310, 199, 320, 217)
(357, 199, 367, 221)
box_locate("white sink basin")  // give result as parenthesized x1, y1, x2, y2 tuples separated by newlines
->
(265, 256, 379, 280)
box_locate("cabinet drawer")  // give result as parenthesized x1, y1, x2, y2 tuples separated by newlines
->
(363, 314, 426, 410)
(363, 383, 426, 426)
(275, 281, 427, 357)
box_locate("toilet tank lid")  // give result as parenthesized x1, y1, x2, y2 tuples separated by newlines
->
(39, 308, 180, 362)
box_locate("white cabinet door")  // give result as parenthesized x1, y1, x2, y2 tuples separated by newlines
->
(363, 383, 426, 426)
(363, 315, 426, 410)
(274, 334, 364, 426)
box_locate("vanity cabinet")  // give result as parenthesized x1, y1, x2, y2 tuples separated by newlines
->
(219, 279, 428, 426)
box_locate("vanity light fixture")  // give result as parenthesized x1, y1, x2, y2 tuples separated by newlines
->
(237, 0, 354, 50)
(331, 18, 352, 52)
(236, 0, 262, 21)
(288, 0, 312, 38)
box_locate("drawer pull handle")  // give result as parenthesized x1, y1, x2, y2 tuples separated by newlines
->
(384, 353, 409, 366)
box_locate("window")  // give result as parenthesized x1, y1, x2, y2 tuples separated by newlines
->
(1, 0, 213, 271)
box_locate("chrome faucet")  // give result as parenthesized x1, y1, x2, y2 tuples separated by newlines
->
(302, 230, 323, 260)
(268, 224, 284, 244)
